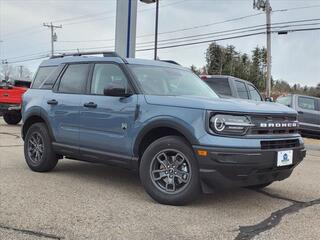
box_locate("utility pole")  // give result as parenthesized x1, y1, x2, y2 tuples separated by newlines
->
(0, 40, 3, 60)
(43, 22, 62, 56)
(19, 65, 23, 79)
(253, 0, 272, 98)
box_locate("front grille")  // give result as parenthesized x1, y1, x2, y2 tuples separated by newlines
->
(249, 115, 299, 135)
(261, 139, 300, 149)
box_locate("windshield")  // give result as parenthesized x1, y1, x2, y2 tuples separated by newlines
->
(129, 64, 219, 99)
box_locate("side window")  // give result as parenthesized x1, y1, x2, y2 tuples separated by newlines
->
(90, 64, 129, 95)
(40, 65, 64, 89)
(298, 97, 316, 110)
(58, 64, 90, 94)
(206, 78, 232, 96)
(32, 66, 57, 89)
(277, 95, 292, 106)
(248, 84, 262, 101)
(235, 81, 249, 99)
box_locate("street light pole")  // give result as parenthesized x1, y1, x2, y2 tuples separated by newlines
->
(154, 0, 159, 60)
(140, 0, 159, 60)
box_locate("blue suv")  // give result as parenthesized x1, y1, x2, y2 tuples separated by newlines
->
(22, 52, 306, 205)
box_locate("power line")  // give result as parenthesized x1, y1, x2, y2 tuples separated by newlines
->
(274, 5, 320, 12)
(138, 12, 264, 38)
(59, 0, 186, 26)
(3, 55, 49, 64)
(4, 26, 320, 64)
(1, 0, 185, 41)
(137, 27, 320, 52)
(56, 18, 320, 46)
(4, 20, 320, 63)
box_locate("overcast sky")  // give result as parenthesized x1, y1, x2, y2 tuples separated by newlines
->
(0, 0, 319, 87)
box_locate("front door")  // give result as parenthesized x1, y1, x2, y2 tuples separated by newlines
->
(79, 63, 137, 162)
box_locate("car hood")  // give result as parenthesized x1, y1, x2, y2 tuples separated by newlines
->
(144, 95, 297, 115)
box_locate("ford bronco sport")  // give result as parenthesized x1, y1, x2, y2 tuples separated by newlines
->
(21, 52, 306, 205)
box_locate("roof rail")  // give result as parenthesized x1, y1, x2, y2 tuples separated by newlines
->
(159, 60, 181, 65)
(50, 51, 127, 62)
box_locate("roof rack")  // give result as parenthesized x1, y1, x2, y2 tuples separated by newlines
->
(159, 60, 181, 66)
(50, 51, 127, 62)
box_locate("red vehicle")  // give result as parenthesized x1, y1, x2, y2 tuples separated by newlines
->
(0, 80, 31, 125)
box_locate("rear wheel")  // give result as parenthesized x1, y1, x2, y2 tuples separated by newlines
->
(3, 111, 21, 125)
(24, 123, 58, 172)
(140, 136, 200, 205)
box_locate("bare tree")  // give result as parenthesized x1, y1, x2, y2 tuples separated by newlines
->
(0, 64, 33, 81)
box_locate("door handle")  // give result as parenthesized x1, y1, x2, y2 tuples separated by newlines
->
(298, 111, 304, 114)
(47, 99, 58, 105)
(84, 102, 97, 108)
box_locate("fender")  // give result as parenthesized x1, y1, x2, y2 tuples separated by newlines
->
(21, 107, 56, 141)
(132, 116, 200, 157)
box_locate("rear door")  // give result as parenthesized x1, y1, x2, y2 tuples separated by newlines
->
(296, 95, 320, 129)
(43, 63, 90, 150)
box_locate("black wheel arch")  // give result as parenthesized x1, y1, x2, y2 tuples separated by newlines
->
(22, 113, 55, 142)
(133, 119, 199, 159)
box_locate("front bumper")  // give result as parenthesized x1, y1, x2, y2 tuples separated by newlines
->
(193, 145, 306, 192)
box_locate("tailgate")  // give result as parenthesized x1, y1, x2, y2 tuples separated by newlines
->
(0, 87, 27, 104)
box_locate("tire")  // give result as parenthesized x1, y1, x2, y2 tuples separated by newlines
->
(3, 111, 22, 125)
(24, 123, 58, 172)
(139, 136, 200, 205)
(247, 181, 273, 190)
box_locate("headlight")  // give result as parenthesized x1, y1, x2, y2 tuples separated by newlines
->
(209, 114, 254, 135)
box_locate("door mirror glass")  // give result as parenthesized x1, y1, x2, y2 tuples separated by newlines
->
(103, 87, 131, 97)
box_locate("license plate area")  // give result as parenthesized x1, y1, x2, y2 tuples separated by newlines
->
(277, 150, 293, 167)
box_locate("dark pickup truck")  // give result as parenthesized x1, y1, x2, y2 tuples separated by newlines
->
(277, 94, 320, 136)
(200, 75, 264, 101)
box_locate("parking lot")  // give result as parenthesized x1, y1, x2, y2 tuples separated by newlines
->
(0, 118, 319, 240)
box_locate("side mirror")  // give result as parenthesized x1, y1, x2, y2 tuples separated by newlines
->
(103, 87, 132, 97)
(265, 97, 274, 102)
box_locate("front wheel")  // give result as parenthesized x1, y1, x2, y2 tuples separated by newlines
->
(3, 111, 22, 125)
(140, 136, 200, 205)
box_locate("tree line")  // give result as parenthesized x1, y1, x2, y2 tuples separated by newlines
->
(191, 42, 320, 98)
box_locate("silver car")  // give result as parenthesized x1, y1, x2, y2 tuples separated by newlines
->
(277, 94, 320, 136)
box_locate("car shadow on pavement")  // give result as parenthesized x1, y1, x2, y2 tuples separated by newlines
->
(51, 159, 259, 206)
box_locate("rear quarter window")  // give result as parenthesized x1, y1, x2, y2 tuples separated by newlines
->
(235, 80, 249, 99)
(205, 78, 232, 96)
(32, 66, 57, 89)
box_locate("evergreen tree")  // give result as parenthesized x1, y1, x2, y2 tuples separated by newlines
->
(206, 42, 224, 75)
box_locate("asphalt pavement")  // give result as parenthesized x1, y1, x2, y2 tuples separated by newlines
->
(0, 118, 319, 240)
